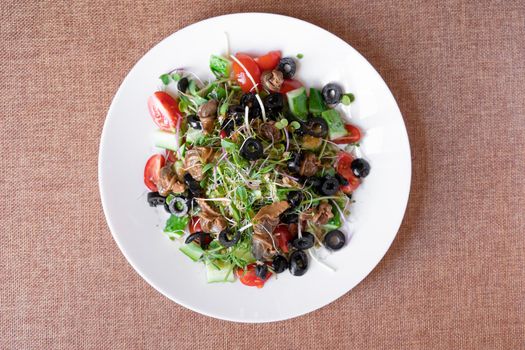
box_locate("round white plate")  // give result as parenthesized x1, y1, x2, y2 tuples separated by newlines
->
(99, 13, 411, 323)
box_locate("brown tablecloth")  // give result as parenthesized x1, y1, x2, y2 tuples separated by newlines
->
(1, 1, 524, 349)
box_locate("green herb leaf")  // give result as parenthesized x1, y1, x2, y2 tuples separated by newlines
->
(159, 73, 171, 85)
(171, 73, 181, 81)
(164, 215, 189, 236)
(236, 186, 248, 203)
(342, 93, 355, 105)
(221, 139, 238, 153)
(289, 121, 301, 130)
(202, 163, 214, 174)
(210, 55, 231, 78)
(219, 102, 229, 116)
(296, 53, 304, 59)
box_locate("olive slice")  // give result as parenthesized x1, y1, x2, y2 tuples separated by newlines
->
(177, 77, 189, 93)
(218, 229, 240, 248)
(306, 117, 329, 138)
(319, 176, 340, 196)
(187, 114, 202, 130)
(324, 230, 346, 251)
(147, 192, 166, 207)
(240, 138, 263, 161)
(286, 191, 304, 208)
(289, 250, 309, 276)
(272, 255, 288, 273)
(167, 196, 189, 217)
(277, 57, 296, 79)
(351, 158, 371, 178)
(322, 83, 343, 105)
(292, 232, 315, 250)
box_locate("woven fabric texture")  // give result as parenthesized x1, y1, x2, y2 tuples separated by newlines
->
(1, 1, 524, 349)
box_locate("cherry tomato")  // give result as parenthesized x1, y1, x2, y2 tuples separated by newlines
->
(279, 79, 303, 94)
(189, 216, 201, 234)
(144, 154, 165, 191)
(165, 150, 176, 162)
(147, 91, 182, 132)
(336, 152, 360, 193)
(274, 224, 292, 253)
(333, 124, 362, 144)
(219, 130, 227, 139)
(341, 174, 360, 193)
(236, 263, 272, 288)
(232, 53, 261, 93)
(254, 50, 281, 71)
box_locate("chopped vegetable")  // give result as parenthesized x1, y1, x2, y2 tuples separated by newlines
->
(143, 47, 372, 287)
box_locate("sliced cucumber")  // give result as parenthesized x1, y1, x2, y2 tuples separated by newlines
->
(308, 88, 327, 115)
(179, 243, 204, 262)
(286, 87, 308, 120)
(153, 130, 179, 151)
(205, 260, 235, 283)
(321, 109, 348, 140)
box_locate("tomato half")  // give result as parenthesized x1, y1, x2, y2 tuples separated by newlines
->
(189, 216, 201, 234)
(254, 50, 281, 71)
(279, 79, 303, 94)
(336, 152, 360, 193)
(232, 53, 261, 93)
(236, 264, 272, 288)
(333, 124, 362, 144)
(144, 154, 166, 191)
(147, 91, 181, 132)
(274, 224, 292, 253)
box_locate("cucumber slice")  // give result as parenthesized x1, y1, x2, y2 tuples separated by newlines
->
(286, 87, 308, 120)
(179, 243, 204, 262)
(321, 109, 348, 140)
(153, 130, 179, 151)
(205, 260, 235, 283)
(308, 88, 327, 115)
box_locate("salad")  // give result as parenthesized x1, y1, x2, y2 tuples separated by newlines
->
(143, 49, 371, 288)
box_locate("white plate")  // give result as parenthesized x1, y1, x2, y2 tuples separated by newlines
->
(99, 13, 411, 323)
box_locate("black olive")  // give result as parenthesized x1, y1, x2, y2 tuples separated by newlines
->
(287, 191, 303, 208)
(263, 93, 284, 116)
(319, 176, 340, 196)
(272, 255, 288, 273)
(240, 138, 263, 160)
(255, 263, 268, 279)
(287, 152, 303, 174)
(289, 250, 309, 276)
(322, 83, 343, 105)
(324, 230, 346, 251)
(335, 173, 349, 186)
(184, 173, 202, 196)
(177, 77, 189, 93)
(351, 158, 371, 178)
(167, 196, 189, 217)
(292, 232, 315, 250)
(240, 93, 262, 119)
(185, 231, 212, 249)
(187, 114, 202, 130)
(277, 57, 296, 79)
(280, 209, 298, 224)
(147, 192, 166, 207)
(218, 229, 240, 248)
(306, 117, 329, 138)
(164, 202, 171, 213)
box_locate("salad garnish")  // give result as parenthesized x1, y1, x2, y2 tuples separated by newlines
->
(143, 49, 371, 287)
